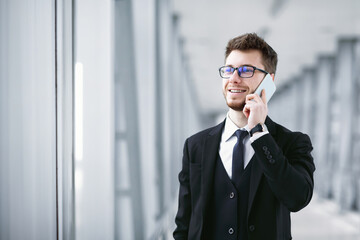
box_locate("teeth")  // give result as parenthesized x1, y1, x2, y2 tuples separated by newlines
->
(230, 90, 245, 93)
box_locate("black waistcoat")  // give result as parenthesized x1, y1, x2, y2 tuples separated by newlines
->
(203, 154, 253, 240)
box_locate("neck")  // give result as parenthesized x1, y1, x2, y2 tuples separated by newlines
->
(228, 108, 248, 128)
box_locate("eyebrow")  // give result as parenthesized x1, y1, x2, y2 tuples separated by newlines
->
(225, 64, 255, 68)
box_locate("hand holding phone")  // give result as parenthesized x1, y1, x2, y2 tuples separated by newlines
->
(254, 74, 276, 103)
(243, 74, 276, 128)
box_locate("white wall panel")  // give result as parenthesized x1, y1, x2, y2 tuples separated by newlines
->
(74, 0, 114, 239)
(132, 0, 158, 238)
(0, 1, 57, 239)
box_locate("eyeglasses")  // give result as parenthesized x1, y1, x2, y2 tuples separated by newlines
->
(218, 65, 269, 79)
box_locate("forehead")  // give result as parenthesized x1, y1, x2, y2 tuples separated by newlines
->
(225, 49, 264, 68)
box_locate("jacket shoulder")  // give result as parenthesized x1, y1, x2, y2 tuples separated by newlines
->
(270, 120, 313, 150)
(187, 125, 218, 141)
(186, 121, 224, 145)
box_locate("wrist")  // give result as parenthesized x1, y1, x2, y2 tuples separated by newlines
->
(249, 123, 266, 137)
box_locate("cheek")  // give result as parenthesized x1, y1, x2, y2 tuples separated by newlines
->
(250, 79, 262, 92)
(222, 80, 228, 91)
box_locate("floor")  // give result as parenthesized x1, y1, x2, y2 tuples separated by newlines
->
(291, 194, 360, 240)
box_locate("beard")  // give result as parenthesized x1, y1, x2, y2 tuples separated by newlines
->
(223, 93, 245, 111)
(226, 100, 245, 111)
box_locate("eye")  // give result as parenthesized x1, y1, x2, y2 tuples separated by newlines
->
(224, 67, 233, 73)
(241, 66, 253, 73)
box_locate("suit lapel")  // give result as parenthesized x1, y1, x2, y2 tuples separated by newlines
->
(247, 116, 277, 217)
(201, 120, 225, 217)
(247, 154, 262, 217)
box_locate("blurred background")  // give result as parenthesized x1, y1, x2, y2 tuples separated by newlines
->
(1, 0, 360, 239)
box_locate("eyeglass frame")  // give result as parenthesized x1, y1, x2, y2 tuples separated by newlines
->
(218, 65, 269, 79)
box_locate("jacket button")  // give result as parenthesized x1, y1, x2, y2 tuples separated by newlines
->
(269, 158, 275, 164)
(229, 192, 235, 198)
(228, 228, 234, 234)
(266, 154, 272, 159)
(249, 225, 255, 232)
(262, 146, 268, 151)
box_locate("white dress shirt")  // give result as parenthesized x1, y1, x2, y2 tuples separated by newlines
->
(219, 112, 269, 179)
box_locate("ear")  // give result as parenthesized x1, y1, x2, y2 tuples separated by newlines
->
(270, 73, 275, 81)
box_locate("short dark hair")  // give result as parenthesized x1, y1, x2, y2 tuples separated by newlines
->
(225, 33, 278, 74)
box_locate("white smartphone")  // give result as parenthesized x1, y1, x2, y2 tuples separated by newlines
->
(254, 74, 276, 103)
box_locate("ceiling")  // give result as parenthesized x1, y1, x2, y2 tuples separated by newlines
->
(173, 0, 360, 115)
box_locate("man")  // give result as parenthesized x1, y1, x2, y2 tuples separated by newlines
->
(173, 33, 315, 240)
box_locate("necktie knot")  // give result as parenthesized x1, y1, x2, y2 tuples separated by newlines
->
(235, 129, 248, 141)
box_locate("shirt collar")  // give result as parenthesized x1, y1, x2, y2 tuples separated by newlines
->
(223, 112, 250, 142)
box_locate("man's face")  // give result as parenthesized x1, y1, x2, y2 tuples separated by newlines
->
(222, 49, 267, 111)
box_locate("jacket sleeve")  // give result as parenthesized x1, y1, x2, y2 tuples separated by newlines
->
(251, 132, 315, 212)
(173, 138, 191, 240)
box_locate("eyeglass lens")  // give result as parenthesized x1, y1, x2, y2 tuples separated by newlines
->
(220, 66, 254, 78)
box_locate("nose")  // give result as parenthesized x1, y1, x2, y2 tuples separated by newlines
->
(228, 70, 242, 83)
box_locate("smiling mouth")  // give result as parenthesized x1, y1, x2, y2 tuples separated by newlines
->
(229, 89, 246, 93)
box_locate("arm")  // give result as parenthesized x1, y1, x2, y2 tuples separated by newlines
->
(251, 132, 315, 212)
(173, 138, 191, 240)
(244, 89, 315, 212)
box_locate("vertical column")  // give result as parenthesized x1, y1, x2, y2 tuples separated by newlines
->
(354, 39, 360, 212)
(0, 1, 57, 239)
(283, 82, 297, 130)
(313, 55, 335, 198)
(328, 56, 342, 201)
(170, 13, 182, 199)
(332, 38, 359, 210)
(268, 84, 285, 125)
(301, 67, 317, 139)
(154, 0, 167, 219)
(114, 0, 144, 239)
(154, 0, 165, 218)
(353, 38, 360, 212)
(0, 2, 9, 239)
(131, 0, 158, 238)
(294, 75, 305, 132)
(74, 0, 115, 239)
(56, 0, 76, 239)
(291, 78, 303, 131)
(268, 79, 297, 130)
(160, 0, 174, 213)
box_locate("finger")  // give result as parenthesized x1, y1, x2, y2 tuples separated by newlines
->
(244, 102, 252, 109)
(261, 89, 267, 103)
(243, 109, 249, 118)
(246, 93, 261, 103)
(243, 104, 250, 118)
(244, 101, 255, 107)
(246, 93, 255, 102)
(246, 94, 262, 103)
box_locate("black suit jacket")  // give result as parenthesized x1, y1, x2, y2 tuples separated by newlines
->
(174, 117, 315, 240)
